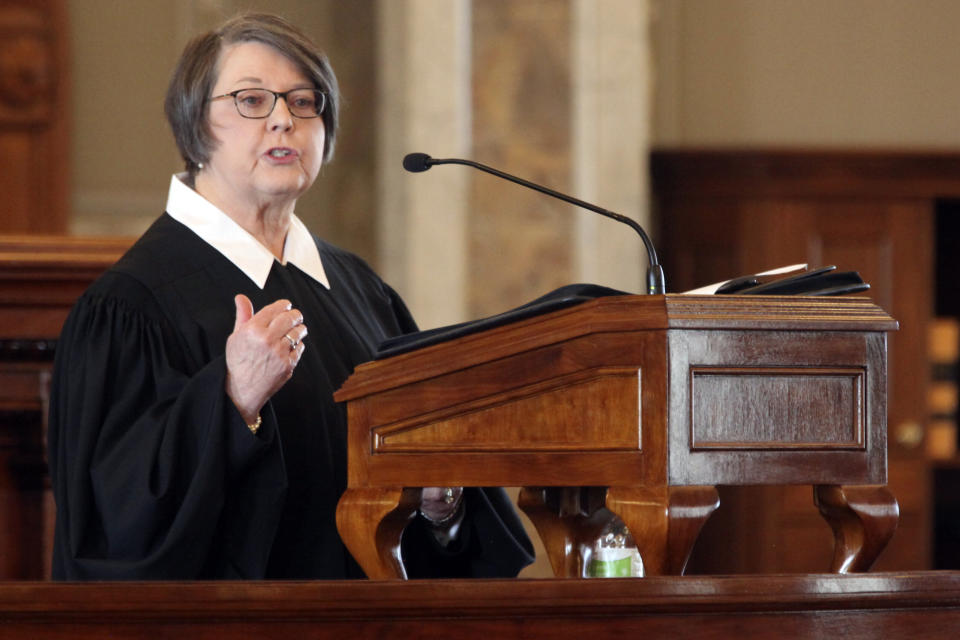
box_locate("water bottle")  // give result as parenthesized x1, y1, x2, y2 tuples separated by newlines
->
(586, 515, 644, 578)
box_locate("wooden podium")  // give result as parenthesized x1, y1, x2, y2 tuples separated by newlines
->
(334, 294, 899, 579)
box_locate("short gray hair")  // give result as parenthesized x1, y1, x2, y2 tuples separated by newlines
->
(164, 13, 339, 176)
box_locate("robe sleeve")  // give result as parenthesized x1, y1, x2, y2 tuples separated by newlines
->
(47, 274, 286, 580)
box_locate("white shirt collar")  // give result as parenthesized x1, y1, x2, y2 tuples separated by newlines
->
(165, 173, 329, 289)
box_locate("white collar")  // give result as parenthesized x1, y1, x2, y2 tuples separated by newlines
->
(165, 173, 329, 289)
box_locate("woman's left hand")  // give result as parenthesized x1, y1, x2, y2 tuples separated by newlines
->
(225, 294, 307, 424)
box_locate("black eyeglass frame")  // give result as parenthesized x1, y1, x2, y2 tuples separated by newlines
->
(208, 88, 326, 119)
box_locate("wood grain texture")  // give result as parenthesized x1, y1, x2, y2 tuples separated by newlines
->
(335, 486, 419, 580)
(815, 484, 901, 573)
(653, 148, 933, 573)
(0, 1, 70, 233)
(651, 148, 960, 199)
(606, 485, 719, 576)
(0, 235, 131, 338)
(374, 367, 641, 453)
(1, 573, 960, 638)
(690, 366, 864, 449)
(0, 235, 129, 579)
(335, 295, 896, 404)
(337, 295, 896, 578)
(517, 486, 609, 577)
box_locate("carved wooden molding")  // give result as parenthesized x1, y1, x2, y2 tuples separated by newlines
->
(0, 4, 54, 125)
(3, 573, 960, 636)
(651, 147, 960, 199)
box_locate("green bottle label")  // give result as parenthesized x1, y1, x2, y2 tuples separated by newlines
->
(589, 554, 632, 577)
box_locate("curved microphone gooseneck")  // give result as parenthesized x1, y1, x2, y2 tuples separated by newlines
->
(402, 152, 666, 295)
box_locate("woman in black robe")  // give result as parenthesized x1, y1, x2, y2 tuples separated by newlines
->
(47, 12, 534, 580)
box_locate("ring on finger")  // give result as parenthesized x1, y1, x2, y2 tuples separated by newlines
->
(284, 333, 298, 349)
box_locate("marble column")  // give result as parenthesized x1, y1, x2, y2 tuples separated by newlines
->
(377, 0, 471, 329)
(377, 0, 652, 326)
(572, 0, 651, 295)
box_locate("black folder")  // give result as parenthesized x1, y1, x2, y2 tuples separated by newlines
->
(375, 283, 628, 359)
(714, 265, 869, 296)
(376, 267, 869, 359)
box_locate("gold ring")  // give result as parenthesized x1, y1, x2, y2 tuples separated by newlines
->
(443, 487, 455, 504)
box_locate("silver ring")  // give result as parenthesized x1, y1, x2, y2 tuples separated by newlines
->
(284, 334, 297, 349)
(443, 487, 455, 504)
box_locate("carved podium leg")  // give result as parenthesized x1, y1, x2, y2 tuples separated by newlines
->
(813, 484, 900, 573)
(335, 487, 420, 579)
(519, 485, 719, 577)
(518, 487, 609, 577)
(606, 485, 719, 576)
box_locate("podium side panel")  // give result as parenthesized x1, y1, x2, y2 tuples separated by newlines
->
(668, 329, 887, 486)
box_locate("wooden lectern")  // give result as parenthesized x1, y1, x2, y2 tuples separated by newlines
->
(334, 294, 899, 579)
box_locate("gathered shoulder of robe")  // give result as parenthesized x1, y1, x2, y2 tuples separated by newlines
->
(48, 213, 534, 580)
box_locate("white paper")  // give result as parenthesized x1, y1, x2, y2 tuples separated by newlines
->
(681, 264, 808, 295)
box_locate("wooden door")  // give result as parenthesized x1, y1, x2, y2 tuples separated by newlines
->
(0, 0, 70, 233)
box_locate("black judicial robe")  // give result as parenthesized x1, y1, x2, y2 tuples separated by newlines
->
(48, 213, 534, 580)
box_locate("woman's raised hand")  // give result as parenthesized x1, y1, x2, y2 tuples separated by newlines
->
(225, 293, 307, 424)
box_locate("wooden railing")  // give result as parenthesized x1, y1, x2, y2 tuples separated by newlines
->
(0, 235, 130, 579)
(1, 573, 960, 637)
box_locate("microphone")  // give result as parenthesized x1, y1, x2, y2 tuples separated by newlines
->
(402, 152, 666, 295)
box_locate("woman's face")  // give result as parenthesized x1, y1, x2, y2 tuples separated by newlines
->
(200, 41, 326, 214)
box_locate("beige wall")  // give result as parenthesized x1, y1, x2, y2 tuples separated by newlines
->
(69, 0, 183, 235)
(652, 0, 960, 147)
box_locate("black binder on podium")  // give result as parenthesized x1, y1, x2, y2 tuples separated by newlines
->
(376, 266, 868, 359)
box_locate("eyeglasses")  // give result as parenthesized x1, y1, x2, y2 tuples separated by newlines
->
(209, 88, 326, 119)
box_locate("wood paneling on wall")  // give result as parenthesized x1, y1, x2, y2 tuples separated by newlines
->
(0, 235, 130, 579)
(0, 0, 69, 234)
(652, 148, 944, 573)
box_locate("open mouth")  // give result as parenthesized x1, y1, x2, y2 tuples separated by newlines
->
(269, 148, 294, 158)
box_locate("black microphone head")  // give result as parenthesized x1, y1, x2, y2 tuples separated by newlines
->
(402, 152, 433, 173)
